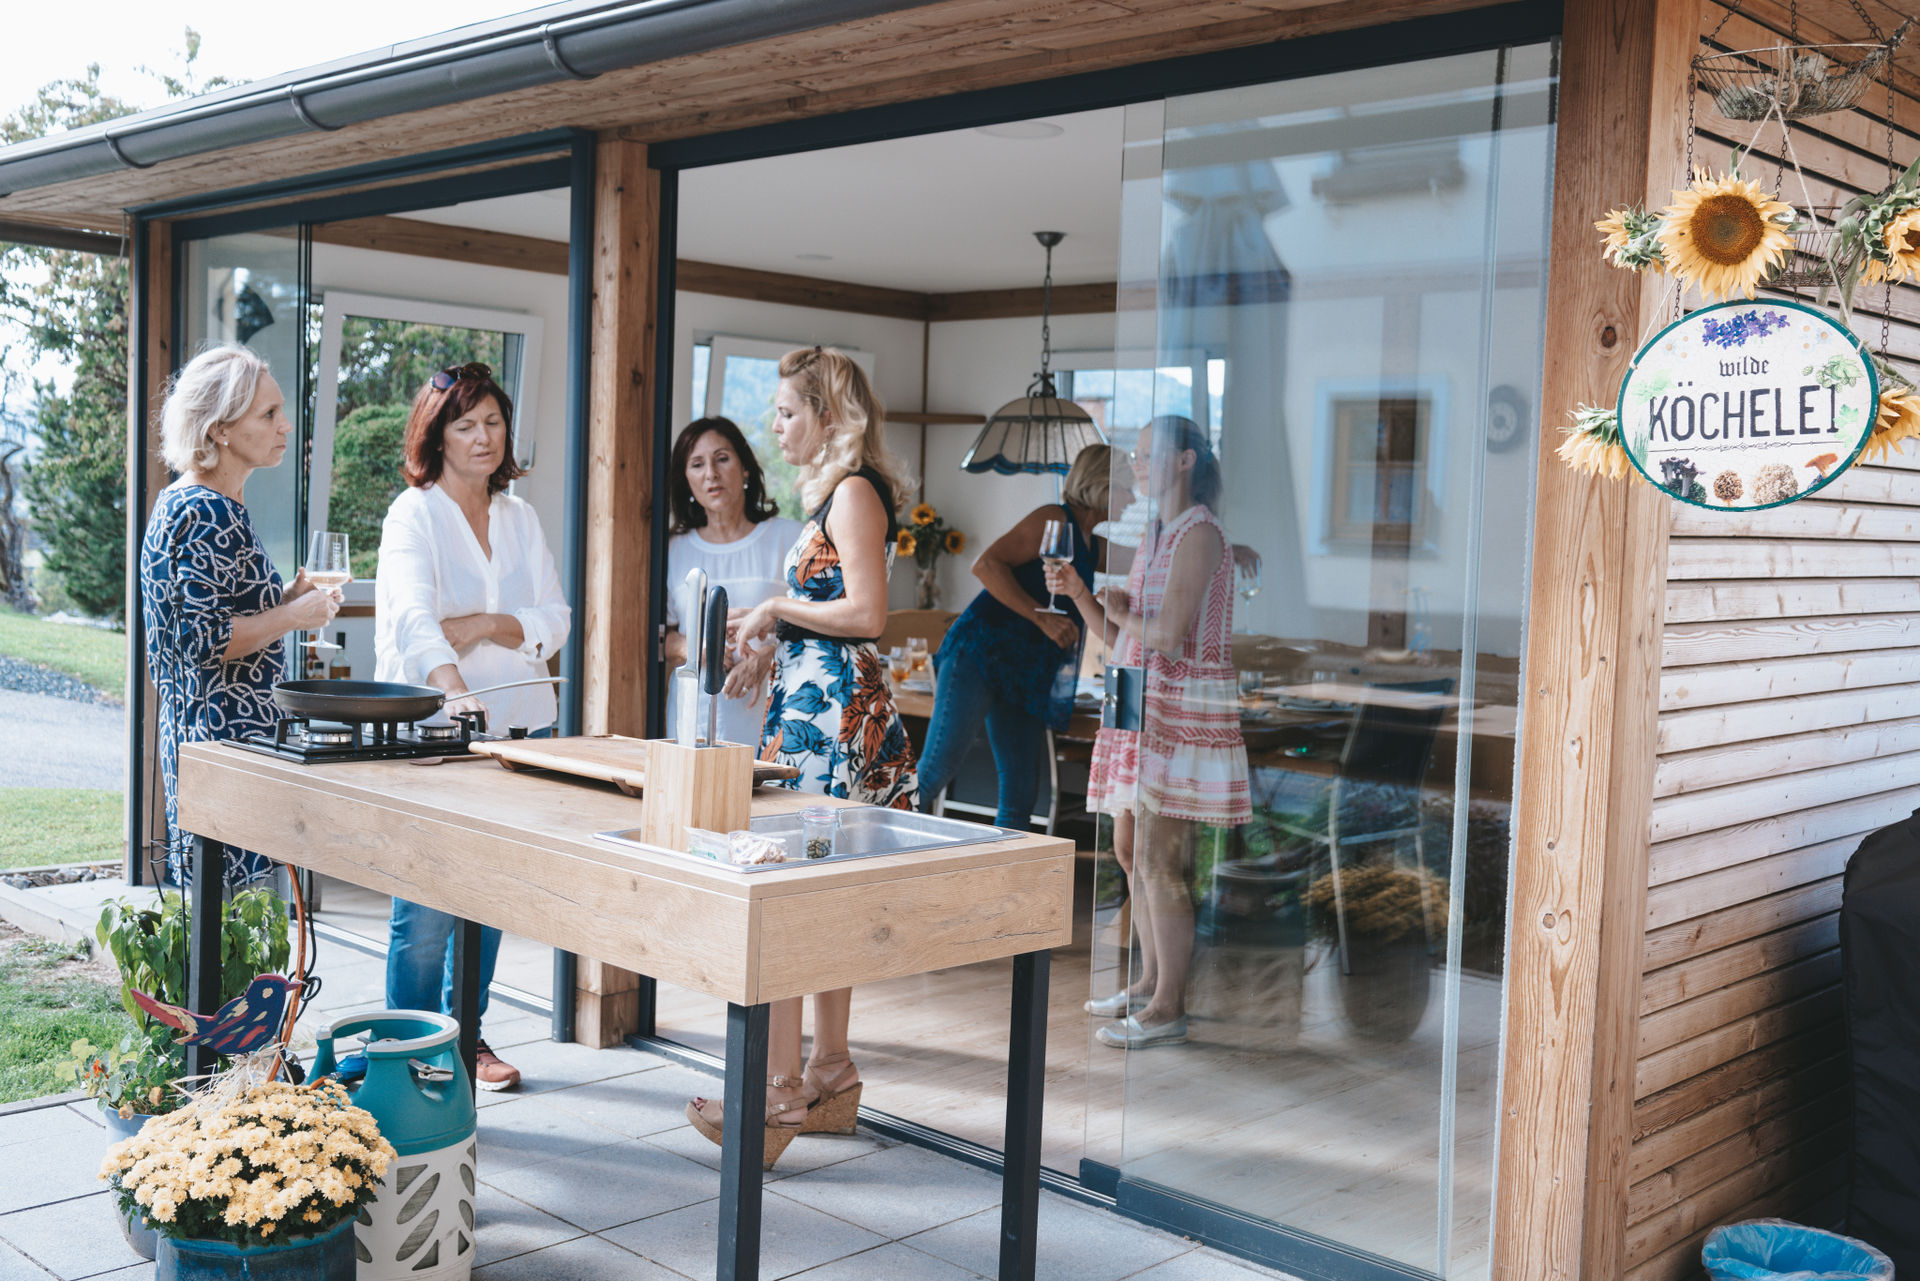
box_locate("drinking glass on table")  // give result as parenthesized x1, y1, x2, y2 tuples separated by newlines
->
(907, 636, 930, 684)
(303, 531, 350, 657)
(887, 645, 912, 685)
(1036, 518, 1073, 615)
(1237, 669, 1265, 704)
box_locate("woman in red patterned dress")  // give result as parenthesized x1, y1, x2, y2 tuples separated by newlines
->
(1048, 415, 1250, 1048)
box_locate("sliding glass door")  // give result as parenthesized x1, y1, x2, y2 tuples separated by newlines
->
(1089, 42, 1555, 1280)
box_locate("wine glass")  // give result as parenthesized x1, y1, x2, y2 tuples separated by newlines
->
(303, 532, 349, 657)
(1036, 519, 1073, 615)
(1238, 559, 1263, 604)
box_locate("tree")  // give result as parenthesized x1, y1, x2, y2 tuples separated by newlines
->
(328, 404, 410, 578)
(0, 37, 227, 621)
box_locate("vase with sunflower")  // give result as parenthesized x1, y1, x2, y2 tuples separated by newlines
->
(897, 501, 967, 609)
(100, 1077, 395, 1281)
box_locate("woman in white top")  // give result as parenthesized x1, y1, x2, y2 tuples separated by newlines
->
(373, 361, 570, 1091)
(662, 416, 802, 745)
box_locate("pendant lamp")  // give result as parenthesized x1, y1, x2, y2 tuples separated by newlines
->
(962, 231, 1105, 476)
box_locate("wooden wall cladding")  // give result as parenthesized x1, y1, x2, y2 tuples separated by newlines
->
(1625, 13, 1920, 1270)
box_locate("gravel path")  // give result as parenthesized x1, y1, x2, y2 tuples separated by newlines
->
(0, 688, 125, 790)
(0, 655, 117, 707)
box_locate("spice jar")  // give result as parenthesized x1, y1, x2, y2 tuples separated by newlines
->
(800, 807, 839, 860)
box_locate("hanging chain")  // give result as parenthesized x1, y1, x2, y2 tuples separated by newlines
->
(1681, 76, 1697, 319)
(1040, 241, 1054, 379)
(1885, 60, 1896, 355)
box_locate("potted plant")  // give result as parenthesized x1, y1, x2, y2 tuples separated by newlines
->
(897, 502, 966, 609)
(1305, 862, 1446, 1042)
(100, 1077, 395, 1280)
(72, 890, 291, 1259)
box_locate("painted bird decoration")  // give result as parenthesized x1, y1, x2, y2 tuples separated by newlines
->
(131, 975, 296, 1058)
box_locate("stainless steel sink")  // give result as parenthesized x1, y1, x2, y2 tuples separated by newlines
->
(594, 807, 1015, 872)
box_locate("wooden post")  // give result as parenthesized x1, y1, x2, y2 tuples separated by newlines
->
(127, 221, 173, 885)
(577, 136, 658, 1044)
(1493, 0, 1695, 1275)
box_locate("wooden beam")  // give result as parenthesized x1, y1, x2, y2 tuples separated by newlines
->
(127, 221, 171, 884)
(310, 214, 569, 275)
(1492, 0, 1695, 1274)
(924, 280, 1120, 322)
(675, 258, 928, 319)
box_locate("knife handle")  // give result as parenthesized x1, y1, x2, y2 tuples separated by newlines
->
(703, 586, 729, 696)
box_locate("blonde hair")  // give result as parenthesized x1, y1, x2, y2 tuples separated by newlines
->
(159, 345, 269, 474)
(779, 346, 913, 515)
(1062, 443, 1113, 514)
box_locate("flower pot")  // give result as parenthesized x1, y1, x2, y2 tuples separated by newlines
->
(156, 1217, 354, 1280)
(1338, 936, 1433, 1042)
(101, 1106, 160, 1261)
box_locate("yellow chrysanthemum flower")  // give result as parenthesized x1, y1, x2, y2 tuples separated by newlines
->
(1863, 387, 1920, 463)
(1657, 170, 1794, 301)
(910, 502, 937, 526)
(895, 530, 917, 558)
(943, 530, 966, 554)
(1865, 207, 1920, 284)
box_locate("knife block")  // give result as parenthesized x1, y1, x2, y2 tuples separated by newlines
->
(639, 739, 753, 853)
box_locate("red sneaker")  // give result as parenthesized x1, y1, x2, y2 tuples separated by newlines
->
(474, 1040, 521, 1092)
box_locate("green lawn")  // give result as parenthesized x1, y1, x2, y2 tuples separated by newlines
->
(0, 605, 126, 697)
(0, 789, 122, 870)
(0, 929, 133, 1105)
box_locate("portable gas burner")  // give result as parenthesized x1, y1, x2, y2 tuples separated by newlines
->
(239, 709, 493, 764)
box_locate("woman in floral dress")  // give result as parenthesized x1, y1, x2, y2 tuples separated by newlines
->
(687, 346, 917, 1167)
(1049, 415, 1250, 1049)
(139, 345, 341, 887)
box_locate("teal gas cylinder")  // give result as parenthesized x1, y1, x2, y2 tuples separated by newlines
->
(312, 1011, 476, 1280)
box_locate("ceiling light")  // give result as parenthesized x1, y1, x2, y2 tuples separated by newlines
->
(963, 231, 1104, 479)
(975, 120, 1064, 140)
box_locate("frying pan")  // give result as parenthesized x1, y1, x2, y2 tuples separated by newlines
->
(272, 677, 564, 722)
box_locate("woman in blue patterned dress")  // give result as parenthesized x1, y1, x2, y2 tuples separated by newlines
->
(687, 345, 916, 1167)
(139, 345, 341, 887)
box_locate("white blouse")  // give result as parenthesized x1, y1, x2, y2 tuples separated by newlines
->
(664, 516, 803, 748)
(374, 484, 571, 732)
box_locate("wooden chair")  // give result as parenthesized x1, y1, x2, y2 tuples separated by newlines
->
(877, 608, 957, 656)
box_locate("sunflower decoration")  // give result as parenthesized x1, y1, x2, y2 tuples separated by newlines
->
(909, 502, 938, 527)
(1556, 404, 1632, 480)
(1863, 384, 1920, 463)
(1862, 205, 1920, 284)
(1656, 170, 1795, 301)
(1595, 205, 1666, 272)
(943, 529, 966, 555)
(895, 529, 918, 558)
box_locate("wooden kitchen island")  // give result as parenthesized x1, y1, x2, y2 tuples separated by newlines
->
(175, 742, 1075, 1281)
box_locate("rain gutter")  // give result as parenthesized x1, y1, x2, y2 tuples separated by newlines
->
(0, 0, 925, 200)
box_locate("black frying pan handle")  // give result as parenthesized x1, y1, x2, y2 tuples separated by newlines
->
(703, 586, 729, 696)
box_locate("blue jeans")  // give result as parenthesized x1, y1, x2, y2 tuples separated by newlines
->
(915, 649, 1044, 831)
(384, 728, 550, 1030)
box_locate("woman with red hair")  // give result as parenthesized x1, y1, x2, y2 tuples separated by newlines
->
(374, 361, 570, 1091)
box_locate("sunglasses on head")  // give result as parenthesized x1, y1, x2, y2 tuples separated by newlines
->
(431, 361, 493, 392)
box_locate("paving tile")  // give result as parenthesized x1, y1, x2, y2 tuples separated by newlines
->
(75, 1268, 154, 1280)
(1121, 1247, 1299, 1280)
(475, 1095, 633, 1175)
(474, 1233, 684, 1279)
(906, 1197, 1190, 1281)
(532, 1065, 708, 1139)
(787, 1241, 988, 1280)
(603, 1190, 887, 1280)
(645, 1113, 894, 1180)
(481, 1139, 716, 1233)
(770, 1144, 1003, 1236)
(0, 1193, 142, 1279)
(479, 1037, 652, 1098)
(0, 1122, 113, 1213)
(0, 1239, 53, 1281)
(0, 1103, 104, 1152)
(472, 1182, 586, 1266)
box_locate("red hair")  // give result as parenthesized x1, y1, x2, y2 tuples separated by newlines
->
(401, 371, 524, 495)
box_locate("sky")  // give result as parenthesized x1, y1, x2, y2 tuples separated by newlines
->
(0, 2, 541, 444)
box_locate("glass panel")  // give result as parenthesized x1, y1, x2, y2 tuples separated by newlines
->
(1098, 43, 1554, 1279)
(182, 232, 308, 576)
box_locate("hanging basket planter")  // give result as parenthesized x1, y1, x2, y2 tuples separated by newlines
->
(1695, 38, 1902, 121)
(1764, 206, 1857, 289)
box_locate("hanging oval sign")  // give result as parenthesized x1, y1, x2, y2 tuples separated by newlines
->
(1617, 299, 1876, 509)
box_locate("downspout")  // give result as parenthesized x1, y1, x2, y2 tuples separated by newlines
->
(0, 0, 923, 198)
(124, 218, 150, 886)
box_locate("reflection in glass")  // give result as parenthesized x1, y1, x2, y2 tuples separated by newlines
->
(1090, 42, 1554, 1280)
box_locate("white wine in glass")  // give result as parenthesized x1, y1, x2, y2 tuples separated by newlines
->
(1036, 518, 1073, 616)
(303, 532, 350, 655)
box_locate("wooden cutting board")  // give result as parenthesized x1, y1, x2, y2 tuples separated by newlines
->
(467, 734, 798, 796)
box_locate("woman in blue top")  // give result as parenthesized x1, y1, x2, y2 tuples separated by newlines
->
(916, 443, 1110, 829)
(139, 345, 341, 886)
